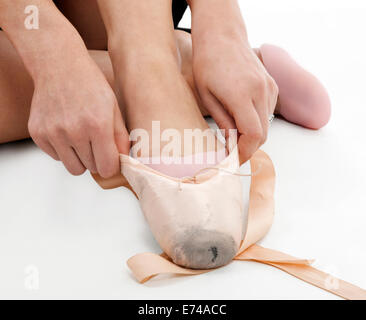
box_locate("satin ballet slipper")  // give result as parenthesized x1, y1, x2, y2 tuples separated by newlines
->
(120, 145, 245, 269)
(259, 44, 331, 129)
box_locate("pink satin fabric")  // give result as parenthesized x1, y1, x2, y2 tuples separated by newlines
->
(120, 147, 244, 266)
(136, 150, 227, 178)
(92, 150, 366, 300)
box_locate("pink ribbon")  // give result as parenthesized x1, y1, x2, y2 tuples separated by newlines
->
(93, 150, 366, 300)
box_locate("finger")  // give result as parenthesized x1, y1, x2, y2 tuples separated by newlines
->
(72, 140, 97, 174)
(268, 76, 279, 115)
(31, 136, 59, 161)
(52, 142, 86, 176)
(231, 100, 263, 164)
(252, 78, 279, 144)
(91, 121, 120, 179)
(201, 91, 236, 139)
(113, 105, 130, 155)
(252, 96, 269, 145)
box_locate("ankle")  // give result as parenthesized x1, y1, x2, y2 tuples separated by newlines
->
(117, 51, 181, 91)
(111, 42, 179, 75)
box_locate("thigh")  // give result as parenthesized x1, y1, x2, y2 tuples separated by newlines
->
(54, 0, 189, 50)
(53, 0, 108, 50)
(0, 31, 34, 143)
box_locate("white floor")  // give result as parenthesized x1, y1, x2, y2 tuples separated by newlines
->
(1, 0, 366, 299)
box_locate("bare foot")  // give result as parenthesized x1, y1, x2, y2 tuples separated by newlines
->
(118, 54, 241, 269)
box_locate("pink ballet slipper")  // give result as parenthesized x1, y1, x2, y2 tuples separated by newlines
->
(120, 145, 245, 269)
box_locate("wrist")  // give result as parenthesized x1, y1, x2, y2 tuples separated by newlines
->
(4, 9, 89, 82)
(30, 31, 90, 83)
(189, 0, 248, 44)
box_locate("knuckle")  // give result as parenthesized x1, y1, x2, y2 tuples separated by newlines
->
(252, 74, 266, 91)
(47, 123, 64, 141)
(89, 116, 109, 133)
(66, 123, 84, 142)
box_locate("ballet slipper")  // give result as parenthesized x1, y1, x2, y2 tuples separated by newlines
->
(259, 44, 331, 129)
(91, 152, 366, 299)
(120, 145, 245, 269)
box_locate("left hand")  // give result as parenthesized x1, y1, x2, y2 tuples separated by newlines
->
(192, 27, 278, 163)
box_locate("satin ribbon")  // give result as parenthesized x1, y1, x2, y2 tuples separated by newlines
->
(93, 150, 366, 300)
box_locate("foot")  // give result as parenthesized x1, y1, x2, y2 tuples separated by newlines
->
(119, 54, 242, 269)
(258, 44, 331, 129)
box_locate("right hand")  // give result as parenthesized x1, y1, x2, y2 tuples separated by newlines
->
(28, 56, 129, 178)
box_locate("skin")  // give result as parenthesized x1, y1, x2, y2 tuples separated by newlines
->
(0, 28, 269, 147)
(0, 0, 128, 178)
(187, 0, 278, 163)
(97, 0, 226, 158)
(0, 0, 329, 271)
(0, 0, 277, 175)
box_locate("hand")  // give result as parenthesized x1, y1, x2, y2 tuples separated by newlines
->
(191, 14, 278, 163)
(28, 56, 129, 178)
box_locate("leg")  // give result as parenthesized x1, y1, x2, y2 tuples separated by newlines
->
(53, 0, 188, 50)
(0, 31, 33, 143)
(175, 30, 331, 129)
(258, 44, 331, 129)
(116, 37, 239, 270)
(53, 0, 108, 50)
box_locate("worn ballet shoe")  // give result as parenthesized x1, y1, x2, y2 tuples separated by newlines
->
(120, 145, 245, 269)
(259, 44, 331, 129)
(172, 228, 237, 269)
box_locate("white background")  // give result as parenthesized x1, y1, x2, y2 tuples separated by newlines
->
(0, 0, 366, 299)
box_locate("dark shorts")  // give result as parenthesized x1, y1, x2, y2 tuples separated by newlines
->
(172, 0, 190, 32)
